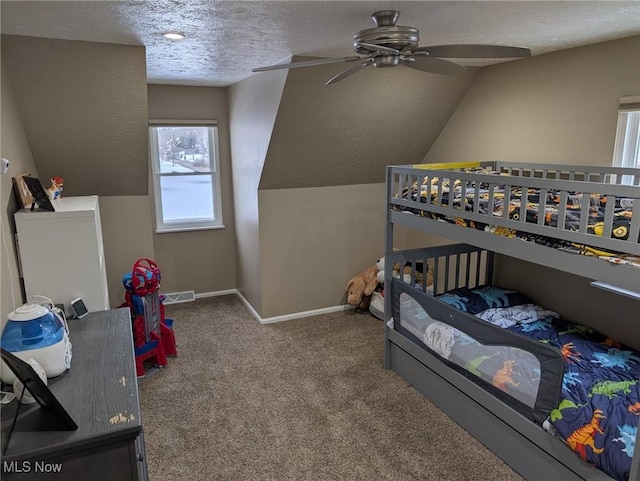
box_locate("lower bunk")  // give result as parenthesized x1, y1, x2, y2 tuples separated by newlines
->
(382, 243, 640, 481)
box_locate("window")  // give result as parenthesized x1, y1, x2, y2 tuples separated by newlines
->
(612, 96, 640, 185)
(149, 121, 223, 233)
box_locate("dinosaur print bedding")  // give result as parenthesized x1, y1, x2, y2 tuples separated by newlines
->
(394, 285, 639, 481)
(509, 318, 640, 481)
(395, 175, 640, 268)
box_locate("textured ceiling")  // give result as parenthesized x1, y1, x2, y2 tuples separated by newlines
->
(2, 1, 640, 87)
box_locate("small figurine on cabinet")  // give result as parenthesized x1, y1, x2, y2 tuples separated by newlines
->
(46, 176, 64, 201)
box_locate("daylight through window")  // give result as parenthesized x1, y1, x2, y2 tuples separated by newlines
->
(612, 96, 640, 185)
(149, 122, 223, 232)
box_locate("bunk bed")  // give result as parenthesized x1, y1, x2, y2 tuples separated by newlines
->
(383, 161, 640, 481)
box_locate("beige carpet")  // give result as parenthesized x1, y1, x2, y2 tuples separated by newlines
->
(138, 295, 524, 481)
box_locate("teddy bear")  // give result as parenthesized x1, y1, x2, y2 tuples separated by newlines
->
(345, 265, 379, 310)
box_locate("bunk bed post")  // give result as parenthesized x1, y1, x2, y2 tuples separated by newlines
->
(384, 166, 394, 369)
(486, 250, 495, 285)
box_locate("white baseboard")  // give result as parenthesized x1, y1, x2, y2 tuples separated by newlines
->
(195, 289, 239, 298)
(235, 291, 355, 324)
(190, 289, 354, 324)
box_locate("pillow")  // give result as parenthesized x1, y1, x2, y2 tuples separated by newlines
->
(437, 286, 530, 314)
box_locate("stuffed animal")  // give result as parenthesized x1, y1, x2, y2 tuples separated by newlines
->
(345, 265, 379, 310)
(46, 176, 64, 201)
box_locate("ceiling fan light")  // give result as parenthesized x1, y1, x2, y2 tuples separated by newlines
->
(163, 32, 185, 41)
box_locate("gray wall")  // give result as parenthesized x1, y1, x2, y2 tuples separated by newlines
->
(1, 59, 39, 325)
(258, 184, 386, 318)
(422, 35, 640, 348)
(147, 85, 237, 295)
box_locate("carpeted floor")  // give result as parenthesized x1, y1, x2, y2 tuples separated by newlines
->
(138, 295, 524, 481)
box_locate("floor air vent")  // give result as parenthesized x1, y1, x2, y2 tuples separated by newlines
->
(162, 290, 196, 305)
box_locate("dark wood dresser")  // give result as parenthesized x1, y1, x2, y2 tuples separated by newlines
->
(1, 308, 148, 480)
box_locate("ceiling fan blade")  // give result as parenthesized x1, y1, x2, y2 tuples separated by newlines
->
(325, 59, 374, 85)
(401, 56, 466, 75)
(253, 56, 361, 73)
(415, 44, 531, 59)
(356, 42, 401, 56)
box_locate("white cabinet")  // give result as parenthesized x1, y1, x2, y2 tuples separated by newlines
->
(14, 196, 109, 312)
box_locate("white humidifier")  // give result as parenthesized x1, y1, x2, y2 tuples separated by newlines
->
(1, 303, 72, 384)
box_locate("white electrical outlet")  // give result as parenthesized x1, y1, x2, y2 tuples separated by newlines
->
(1, 158, 9, 175)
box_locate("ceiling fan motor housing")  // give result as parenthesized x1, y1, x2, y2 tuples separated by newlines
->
(353, 10, 419, 56)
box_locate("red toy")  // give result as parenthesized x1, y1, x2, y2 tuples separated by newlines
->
(121, 258, 177, 377)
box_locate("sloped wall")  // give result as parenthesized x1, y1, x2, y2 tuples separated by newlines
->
(1, 35, 148, 197)
(260, 58, 479, 189)
(425, 36, 640, 166)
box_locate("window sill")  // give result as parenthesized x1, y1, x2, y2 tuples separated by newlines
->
(155, 224, 225, 234)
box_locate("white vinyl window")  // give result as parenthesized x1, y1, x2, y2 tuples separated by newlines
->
(612, 96, 640, 185)
(149, 121, 223, 233)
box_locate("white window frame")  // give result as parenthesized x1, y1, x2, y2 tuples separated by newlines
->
(149, 120, 224, 233)
(612, 96, 640, 185)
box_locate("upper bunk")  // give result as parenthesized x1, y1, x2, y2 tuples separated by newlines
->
(385, 161, 640, 297)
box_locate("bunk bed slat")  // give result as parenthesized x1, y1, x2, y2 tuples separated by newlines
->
(630, 200, 640, 243)
(578, 192, 591, 234)
(556, 191, 569, 233)
(538, 188, 548, 226)
(444, 255, 451, 290)
(602, 194, 616, 242)
(502, 184, 511, 220)
(519, 187, 528, 223)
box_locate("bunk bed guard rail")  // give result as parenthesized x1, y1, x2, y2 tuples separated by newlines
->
(386, 161, 640, 257)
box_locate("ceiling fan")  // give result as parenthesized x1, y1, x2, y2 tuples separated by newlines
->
(253, 10, 531, 85)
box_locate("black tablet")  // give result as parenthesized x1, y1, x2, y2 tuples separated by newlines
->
(22, 176, 55, 212)
(0, 349, 77, 430)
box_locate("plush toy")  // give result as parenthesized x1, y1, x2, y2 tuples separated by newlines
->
(345, 265, 379, 310)
(46, 176, 64, 201)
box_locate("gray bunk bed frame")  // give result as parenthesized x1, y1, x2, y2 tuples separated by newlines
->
(383, 161, 640, 481)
